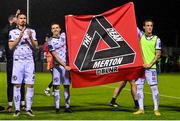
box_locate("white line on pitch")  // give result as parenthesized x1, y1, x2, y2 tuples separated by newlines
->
(103, 85, 180, 100)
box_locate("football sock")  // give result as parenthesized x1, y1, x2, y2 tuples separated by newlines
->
(110, 98, 116, 104)
(46, 87, 50, 90)
(8, 102, 13, 106)
(64, 87, 70, 108)
(150, 85, 159, 110)
(134, 100, 139, 107)
(137, 84, 144, 110)
(48, 81, 53, 89)
(26, 87, 34, 111)
(14, 86, 21, 111)
(21, 101, 25, 106)
(54, 89, 60, 109)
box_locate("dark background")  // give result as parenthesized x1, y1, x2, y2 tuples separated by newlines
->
(0, 0, 180, 46)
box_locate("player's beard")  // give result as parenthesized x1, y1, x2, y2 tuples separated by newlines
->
(19, 21, 26, 26)
(53, 31, 60, 37)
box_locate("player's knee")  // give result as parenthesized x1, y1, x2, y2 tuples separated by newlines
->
(27, 84, 34, 88)
(129, 80, 136, 86)
(14, 84, 21, 88)
(150, 85, 159, 94)
(63, 85, 69, 89)
(150, 85, 158, 90)
(120, 81, 126, 88)
(121, 84, 126, 88)
(53, 85, 59, 90)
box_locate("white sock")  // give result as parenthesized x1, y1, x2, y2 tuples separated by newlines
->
(151, 85, 159, 111)
(46, 87, 50, 90)
(54, 89, 60, 109)
(8, 102, 13, 106)
(137, 84, 144, 110)
(64, 87, 70, 108)
(26, 87, 34, 111)
(21, 101, 25, 106)
(14, 86, 21, 111)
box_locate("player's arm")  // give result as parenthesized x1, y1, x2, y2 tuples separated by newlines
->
(144, 50, 161, 69)
(28, 30, 38, 49)
(9, 28, 25, 50)
(51, 51, 71, 71)
(137, 27, 143, 39)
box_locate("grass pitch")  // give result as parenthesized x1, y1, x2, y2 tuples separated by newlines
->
(0, 72, 180, 120)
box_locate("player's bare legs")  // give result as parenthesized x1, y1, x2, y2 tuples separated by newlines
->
(129, 80, 139, 108)
(110, 80, 139, 108)
(109, 81, 127, 107)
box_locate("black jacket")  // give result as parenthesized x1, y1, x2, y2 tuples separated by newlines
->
(1, 23, 16, 60)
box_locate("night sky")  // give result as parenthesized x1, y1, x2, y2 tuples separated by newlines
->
(0, 0, 180, 46)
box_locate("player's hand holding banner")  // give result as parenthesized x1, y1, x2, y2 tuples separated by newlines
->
(65, 2, 144, 88)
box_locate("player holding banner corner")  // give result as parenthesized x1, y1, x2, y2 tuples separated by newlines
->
(133, 19, 161, 116)
(48, 22, 72, 113)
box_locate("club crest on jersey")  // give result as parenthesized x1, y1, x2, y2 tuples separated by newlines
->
(74, 16, 136, 75)
(12, 75, 17, 81)
(53, 77, 58, 82)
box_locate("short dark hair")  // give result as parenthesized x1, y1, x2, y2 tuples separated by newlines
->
(143, 19, 154, 26)
(16, 12, 27, 18)
(50, 22, 61, 28)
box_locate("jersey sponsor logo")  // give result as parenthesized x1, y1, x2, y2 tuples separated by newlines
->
(74, 16, 136, 75)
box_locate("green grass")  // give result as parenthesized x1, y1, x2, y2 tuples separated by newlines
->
(0, 72, 180, 120)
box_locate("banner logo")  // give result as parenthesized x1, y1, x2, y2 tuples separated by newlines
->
(74, 16, 136, 74)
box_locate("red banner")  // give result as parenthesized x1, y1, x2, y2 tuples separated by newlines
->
(65, 2, 144, 88)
